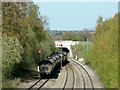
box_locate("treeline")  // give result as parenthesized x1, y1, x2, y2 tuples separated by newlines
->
(71, 14, 118, 88)
(2, 2, 57, 88)
(87, 14, 118, 88)
(61, 29, 92, 41)
(50, 29, 94, 41)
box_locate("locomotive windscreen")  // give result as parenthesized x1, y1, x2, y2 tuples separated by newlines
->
(61, 47, 69, 53)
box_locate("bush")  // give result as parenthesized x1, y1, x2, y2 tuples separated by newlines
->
(88, 14, 118, 88)
(2, 34, 23, 88)
(72, 14, 118, 88)
(2, 34, 23, 78)
(71, 43, 92, 61)
(2, 2, 57, 88)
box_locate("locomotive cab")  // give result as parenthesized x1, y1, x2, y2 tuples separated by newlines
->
(39, 60, 53, 75)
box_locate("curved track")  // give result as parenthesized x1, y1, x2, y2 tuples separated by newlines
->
(63, 63, 75, 89)
(63, 66, 68, 89)
(27, 60, 101, 89)
(71, 62, 86, 88)
(69, 64, 75, 89)
(71, 60, 94, 89)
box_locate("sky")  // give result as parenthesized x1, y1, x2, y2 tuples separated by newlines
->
(33, 1, 118, 31)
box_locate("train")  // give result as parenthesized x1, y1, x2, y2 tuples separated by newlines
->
(39, 47, 69, 76)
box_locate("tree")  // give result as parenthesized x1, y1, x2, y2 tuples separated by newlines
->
(97, 16, 103, 25)
(88, 14, 118, 88)
(2, 2, 57, 86)
(79, 28, 90, 41)
(2, 34, 23, 78)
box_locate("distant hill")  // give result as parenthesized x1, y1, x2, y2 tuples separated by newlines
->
(47, 30, 95, 36)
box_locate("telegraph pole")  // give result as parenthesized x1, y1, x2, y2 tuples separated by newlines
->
(61, 44, 63, 70)
(87, 39, 88, 57)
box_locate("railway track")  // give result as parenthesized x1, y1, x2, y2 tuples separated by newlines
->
(71, 62, 85, 88)
(28, 78, 49, 90)
(71, 60, 94, 89)
(63, 66, 68, 89)
(28, 79, 41, 90)
(69, 63, 75, 89)
(63, 63, 75, 90)
(27, 60, 97, 89)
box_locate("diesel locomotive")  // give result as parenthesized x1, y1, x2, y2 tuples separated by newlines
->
(39, 47, 69, 76)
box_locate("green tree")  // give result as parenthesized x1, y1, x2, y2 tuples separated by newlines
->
(2, 34, 23, 79)
(97, 16, 103, 25)
(88, 14, 118, 88)
(79, 28, 91, 41)
(62, 32, 80, 41)
(2, 2, 57, 88)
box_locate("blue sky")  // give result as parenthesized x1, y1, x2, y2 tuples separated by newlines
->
(33, 2, 118, 31)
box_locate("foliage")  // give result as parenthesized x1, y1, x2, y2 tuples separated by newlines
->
(2, 34, 23, 78)
(2, 78, 21, 88)
(48, 30, 94, 41)
(61, 30, 92, 41)
(61, 32, 80, 41)
(97, 16, 103, 25)
(71, 43, 92, 62)
(2, 2, 57, 88)
(86, 14, 118, 88)
(79, 28, 91, 41)
(72, 14, 118, 88)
